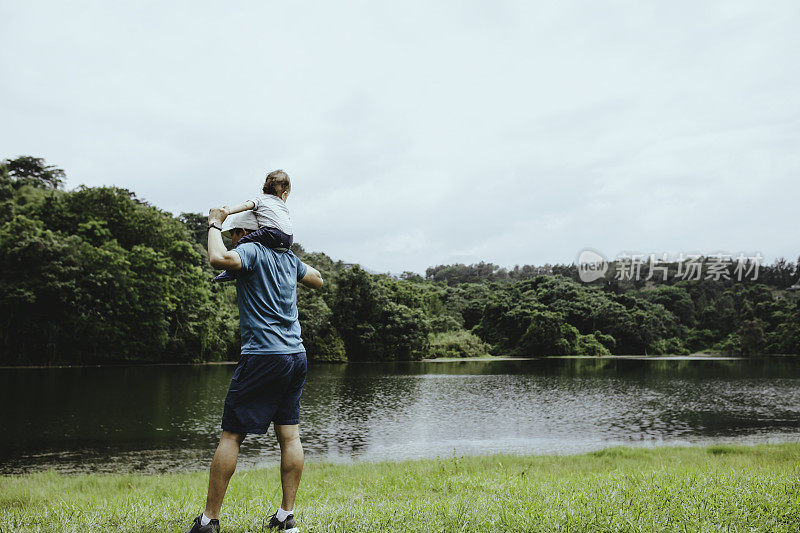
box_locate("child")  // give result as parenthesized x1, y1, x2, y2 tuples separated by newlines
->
(213, 169, 294, 282)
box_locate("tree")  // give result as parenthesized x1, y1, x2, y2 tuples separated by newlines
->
(644, 285, 695, 325)
(3, 156, 799, 364)
(179, 212, 211, 250)
(0, 160, 235, 364)
(297, 286, 346, 362)
(331, 266, 429, 361)
(1, 156, 65, 189)
(740, 320, 766, 356)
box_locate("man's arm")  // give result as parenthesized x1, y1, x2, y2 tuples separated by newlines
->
(299, 264, 323, 289)
(207, 207, 243, 271)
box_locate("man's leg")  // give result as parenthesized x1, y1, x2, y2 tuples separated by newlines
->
(204, 430, 246, 519)
(275, 424, 304, 510)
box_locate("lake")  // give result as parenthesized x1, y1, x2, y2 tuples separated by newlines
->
(2, 357, 800, 475)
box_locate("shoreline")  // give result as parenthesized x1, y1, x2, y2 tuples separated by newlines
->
(5, 353, 799, 369)
(0, 360, 240, 370)
(421, 354, 750, 362)
(5, 436, 800, 477)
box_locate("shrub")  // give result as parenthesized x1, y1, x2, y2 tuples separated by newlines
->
(428, 331, 491, 359)
(576, 334, 612, 356)
(648, 337, 690, 355)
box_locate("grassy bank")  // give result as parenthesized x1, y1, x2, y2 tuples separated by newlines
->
(2, 444, 799, 532)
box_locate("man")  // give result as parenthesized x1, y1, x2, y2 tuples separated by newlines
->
(188, 207, 323, 533)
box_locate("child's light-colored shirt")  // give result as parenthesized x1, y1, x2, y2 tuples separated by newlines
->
(249, 194, 293, 235)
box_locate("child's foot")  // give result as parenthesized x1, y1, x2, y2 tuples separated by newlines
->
(213, 270, 237, 283)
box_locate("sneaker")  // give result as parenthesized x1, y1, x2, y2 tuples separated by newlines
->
(187, 514, 220, 533)
(213, 270, 237, 283)
(267, 512, 299, 532)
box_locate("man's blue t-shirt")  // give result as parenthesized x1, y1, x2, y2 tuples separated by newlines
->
(233, 243, 308, 354)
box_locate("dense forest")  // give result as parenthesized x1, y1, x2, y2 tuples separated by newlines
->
(1, 157, 799, 365)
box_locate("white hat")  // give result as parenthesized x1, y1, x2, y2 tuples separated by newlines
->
(220, 210, 259, 238)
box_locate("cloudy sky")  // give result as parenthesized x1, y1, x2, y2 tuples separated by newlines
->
(2, 1, 798, 273)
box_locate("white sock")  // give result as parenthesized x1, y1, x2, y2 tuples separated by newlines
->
(200, 513, 213, 526)
(276, 507, 294, 521)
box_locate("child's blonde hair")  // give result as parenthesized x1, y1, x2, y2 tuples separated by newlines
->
(263, 170, 291, 197)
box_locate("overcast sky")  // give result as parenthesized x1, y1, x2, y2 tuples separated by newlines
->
(2, 1, 798, 273)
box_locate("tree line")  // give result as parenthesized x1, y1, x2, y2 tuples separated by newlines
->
(1, 157, 798, 365)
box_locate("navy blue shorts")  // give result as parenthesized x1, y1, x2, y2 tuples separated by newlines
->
(221, 352, 307, 434)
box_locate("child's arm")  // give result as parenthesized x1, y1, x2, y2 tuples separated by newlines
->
(222, 200, 256, 216)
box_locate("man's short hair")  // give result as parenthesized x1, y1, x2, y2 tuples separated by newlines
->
(263, 170, 291, 196)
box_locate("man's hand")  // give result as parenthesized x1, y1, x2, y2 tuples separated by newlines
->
(300, 264, 324, 289)
(209, 207, 229, 226)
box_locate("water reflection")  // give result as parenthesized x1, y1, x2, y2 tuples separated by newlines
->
(1, 357, 800, 474)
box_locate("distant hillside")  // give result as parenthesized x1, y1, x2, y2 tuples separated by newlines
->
(2, 156, 799, 365)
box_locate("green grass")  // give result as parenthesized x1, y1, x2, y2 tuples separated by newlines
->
(1, 444, 799, 532)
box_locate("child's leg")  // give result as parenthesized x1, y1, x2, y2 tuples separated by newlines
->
(213, 228, 293, 283)
(236, 227, 293, 249)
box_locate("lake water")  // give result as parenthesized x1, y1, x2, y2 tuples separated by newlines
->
(2, 357, 800, 475)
